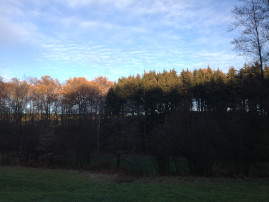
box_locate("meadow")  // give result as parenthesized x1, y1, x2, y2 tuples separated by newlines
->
(0, 166, 269, 202)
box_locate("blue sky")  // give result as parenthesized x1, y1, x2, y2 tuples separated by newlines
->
(0, 0, 246, 82)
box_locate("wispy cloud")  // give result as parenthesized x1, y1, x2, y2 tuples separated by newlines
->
(0, 0, 246, 81)
(55, 0, 134, 10)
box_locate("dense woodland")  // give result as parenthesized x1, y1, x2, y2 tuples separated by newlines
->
(0, 63, 269, 176)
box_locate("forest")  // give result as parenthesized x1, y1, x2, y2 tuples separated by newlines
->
(0, 63, 269, 177)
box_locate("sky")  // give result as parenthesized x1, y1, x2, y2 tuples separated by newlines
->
(0, 0, 246, 82)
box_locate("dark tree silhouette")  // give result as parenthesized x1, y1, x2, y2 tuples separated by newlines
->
(0, 64, 268, 176)
(229, 0, 269, 81)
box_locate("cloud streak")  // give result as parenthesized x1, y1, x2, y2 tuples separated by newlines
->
(0, 0, 246, 81)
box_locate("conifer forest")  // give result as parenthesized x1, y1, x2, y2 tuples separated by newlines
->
(1, 63, 269, 177)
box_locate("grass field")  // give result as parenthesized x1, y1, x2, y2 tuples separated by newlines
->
(0, 166, 269, 202)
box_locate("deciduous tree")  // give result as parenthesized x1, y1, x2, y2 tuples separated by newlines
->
(229, 0, 269, 80)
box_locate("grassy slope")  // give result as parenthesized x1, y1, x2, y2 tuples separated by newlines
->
(0, 166, 268, 202)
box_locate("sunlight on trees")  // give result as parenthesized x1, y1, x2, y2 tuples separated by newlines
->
(0, 64, 269, 176)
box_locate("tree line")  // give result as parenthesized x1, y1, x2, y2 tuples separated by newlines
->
(104, 63, 269, 176)
(0, 76, 112, 168)
(0, 63, 269, 176)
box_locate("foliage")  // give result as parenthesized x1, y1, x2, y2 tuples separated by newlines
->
(0, 64, 269, 177)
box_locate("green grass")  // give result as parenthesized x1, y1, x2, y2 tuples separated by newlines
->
(0, 166, 269, 202)
(90, 154, 189, 176)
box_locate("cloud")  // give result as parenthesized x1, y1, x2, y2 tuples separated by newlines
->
(40, 39, 149, 69)
(0, 17, 37, 45)
(0, 0, 246, 81)
(41, 41, 111, 65)
(61, 17, 113, 29)
(190, 50, 245, 70)
(39, 37, 244, 76)
(56, 0, 134, 9)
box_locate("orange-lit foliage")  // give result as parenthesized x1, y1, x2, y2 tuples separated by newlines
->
(0, 66, 269, 177)
(92, 76, 113, 96)
(30, 76, 61, 120)
(62, 77, 109, 115)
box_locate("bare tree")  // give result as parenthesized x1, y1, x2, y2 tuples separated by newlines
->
(8, 78, 29, 125)
(262, 0, 269, 41)
(229, 0, 269, 81)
